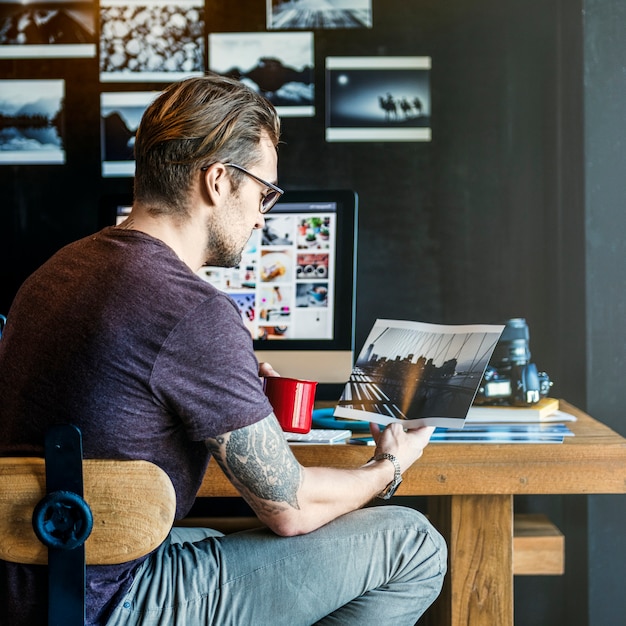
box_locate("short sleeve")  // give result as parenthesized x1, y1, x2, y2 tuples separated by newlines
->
(150, 292, 273, 440)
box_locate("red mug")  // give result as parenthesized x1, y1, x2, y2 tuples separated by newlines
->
(263, 376, 318, 434)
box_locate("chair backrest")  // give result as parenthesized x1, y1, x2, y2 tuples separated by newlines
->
(0, 456, 176, 566)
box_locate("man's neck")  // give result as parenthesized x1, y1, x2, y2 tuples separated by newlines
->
(117, 207, 205, 272)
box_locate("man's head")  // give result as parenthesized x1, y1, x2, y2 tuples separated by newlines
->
(133, 73, 281, 217)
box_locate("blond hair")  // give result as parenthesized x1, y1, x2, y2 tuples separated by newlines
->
(133, 73, 281, 215)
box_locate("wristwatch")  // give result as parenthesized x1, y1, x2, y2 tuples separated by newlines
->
(369, 453, 403, 500)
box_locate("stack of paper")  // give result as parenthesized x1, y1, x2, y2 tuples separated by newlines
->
(431, 422, 573, 444)
(466, 397, 565, 423)
(431, 399, 575, 443)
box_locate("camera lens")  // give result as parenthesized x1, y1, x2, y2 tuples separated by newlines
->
(491, 318, 531, 366)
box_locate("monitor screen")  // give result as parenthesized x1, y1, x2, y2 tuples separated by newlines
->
(101, 189, 358, 400)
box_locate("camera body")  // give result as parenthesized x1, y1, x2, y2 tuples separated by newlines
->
(474, 318, 552, 406)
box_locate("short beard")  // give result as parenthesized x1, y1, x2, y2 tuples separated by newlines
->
(203, 212, 245, 268)
(204, 233, 243, 268)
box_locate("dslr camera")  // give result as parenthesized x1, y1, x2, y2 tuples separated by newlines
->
(474, 318, 552, 406)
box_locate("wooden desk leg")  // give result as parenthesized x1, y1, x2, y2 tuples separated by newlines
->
(423, 494, 514, 626)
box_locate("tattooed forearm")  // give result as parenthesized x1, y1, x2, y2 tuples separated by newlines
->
(207, 417, 303, 509)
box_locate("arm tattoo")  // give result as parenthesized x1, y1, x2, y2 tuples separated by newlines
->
(207, 417, 302, 510)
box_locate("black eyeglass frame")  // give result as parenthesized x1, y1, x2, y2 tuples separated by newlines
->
(200, 162, 284, 214)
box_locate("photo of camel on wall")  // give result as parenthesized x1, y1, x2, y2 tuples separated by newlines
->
(267, 0, 372, 30)
(325, 56, 431, 142)
(208, 31, 314, 118)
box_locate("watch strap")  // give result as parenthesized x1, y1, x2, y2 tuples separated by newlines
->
(369, 453, 402, 500)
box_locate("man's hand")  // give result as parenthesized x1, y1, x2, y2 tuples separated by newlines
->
(258, 362, 280, 377)
(369, 422, 435, 474)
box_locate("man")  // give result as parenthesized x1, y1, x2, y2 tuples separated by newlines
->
(0, 74, 446, 625)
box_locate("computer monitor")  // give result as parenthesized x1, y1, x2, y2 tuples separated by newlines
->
(101, 189, 358, 400)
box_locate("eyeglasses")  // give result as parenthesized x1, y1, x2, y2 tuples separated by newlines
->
(224, 163, 284, 214)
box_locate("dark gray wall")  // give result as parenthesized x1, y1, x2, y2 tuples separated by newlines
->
(2, 1, 624, 624)
(583, 1, 626, 624)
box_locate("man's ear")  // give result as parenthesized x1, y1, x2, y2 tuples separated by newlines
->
(201, 162, 229, 206)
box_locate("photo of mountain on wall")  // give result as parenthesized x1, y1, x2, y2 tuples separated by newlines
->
(100, 90, 159, 177)
(0, 79, 65, 164)
(209, 31, 314, 117)
(0, 0, 96, 58)
(0, 0, 95, 45)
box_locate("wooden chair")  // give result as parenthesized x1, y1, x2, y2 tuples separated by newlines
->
(0, 425, 176, 625)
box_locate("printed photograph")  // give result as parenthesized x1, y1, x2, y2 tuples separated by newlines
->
(267, 0, 372, 30)
(100, 90, 159, 177)
(99, 0, 204, 82)
(326, 56, 431, 142)
(0, 79, 65, 164)
(0, 0, 96, 58)
(209, 31, 314, 117)
(335, 319, 504, 428)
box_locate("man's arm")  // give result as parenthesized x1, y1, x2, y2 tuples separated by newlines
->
(206, 414, 433, 537)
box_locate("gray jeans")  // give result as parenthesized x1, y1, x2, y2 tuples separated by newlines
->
(106, 505, 446, 626)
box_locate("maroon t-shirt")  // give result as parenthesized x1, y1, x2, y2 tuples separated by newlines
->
(0, 227, 273, 624)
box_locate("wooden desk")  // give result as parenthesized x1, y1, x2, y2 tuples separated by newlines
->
(197, 401, 626, 626)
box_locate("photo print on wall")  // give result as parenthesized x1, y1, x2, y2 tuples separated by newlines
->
(0, 79, 66, 164)
(0, 0, 96, 58)
(266, 0, 372, 30)
(326, 56, 431, 142)
(208, 31, 314, 118)
(99, 0, 204, 82)
(100, 90, 160, 177)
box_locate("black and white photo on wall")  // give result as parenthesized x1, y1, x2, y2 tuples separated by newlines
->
(325, 56, 431, 142)
(99, 0, 204, 82)
(100, 90, 159, 177)
(208, 31, 314, 118)
(0, 79, 66, 164)
(266, 0, 372, 30)
(0, 0, 96, 58)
